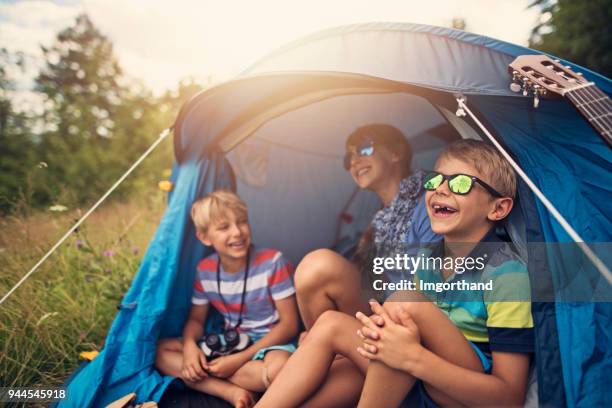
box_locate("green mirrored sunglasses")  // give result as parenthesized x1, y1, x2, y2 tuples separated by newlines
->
(423, 172, 503, 197)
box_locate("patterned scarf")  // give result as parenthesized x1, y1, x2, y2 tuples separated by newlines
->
(371, 169, 427, 248)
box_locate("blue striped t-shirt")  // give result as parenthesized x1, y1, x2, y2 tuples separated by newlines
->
(192, 246, 295, 336)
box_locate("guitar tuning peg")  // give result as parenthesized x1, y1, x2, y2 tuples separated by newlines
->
(523, 88, 529, 96)
(565, 65, 571, 69)
(510, 82, 522, 93)
(533, 94, 540, 108)
(576, 72, 583, 76)
(455, 107, 466, 117)
(554, 59, 560, 63)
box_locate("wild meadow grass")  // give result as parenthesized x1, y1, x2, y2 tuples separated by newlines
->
(0, 189, 167, 391)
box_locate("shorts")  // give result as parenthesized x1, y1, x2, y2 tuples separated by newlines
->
(469, 341, 493, 373)
(400, 341, 492, 408)
(249, 333, 296, 361)
(401, 381, 440, 408)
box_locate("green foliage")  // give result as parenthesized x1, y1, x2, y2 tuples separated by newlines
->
(0, 13, 204, 214)
(529, 0, 612, 77)
(34, 14, 167, 207)
(0, 49, 37, 214)
(0, 12, 205, 387)
(0, 10, 197, 397)
(0, 194, 165, 390)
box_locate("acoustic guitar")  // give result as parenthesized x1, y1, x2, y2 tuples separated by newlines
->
(509, 55, 612, 147)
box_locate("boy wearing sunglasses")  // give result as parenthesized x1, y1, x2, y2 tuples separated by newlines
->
(255, 139, 533, 408)
(354, 139, 534, 407)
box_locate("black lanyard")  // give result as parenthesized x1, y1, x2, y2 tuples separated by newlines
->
(216, 250, 250, 330)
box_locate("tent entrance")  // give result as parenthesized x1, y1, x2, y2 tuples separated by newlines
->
(180, 75, 491, 264)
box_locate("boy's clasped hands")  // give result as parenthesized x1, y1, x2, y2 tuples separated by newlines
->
(356, 300, 423, 373)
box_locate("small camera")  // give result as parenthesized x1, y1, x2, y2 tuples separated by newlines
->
(199, 329, 251, 359)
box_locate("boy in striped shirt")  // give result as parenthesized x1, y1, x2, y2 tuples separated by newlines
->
(155, 191, 299, 408)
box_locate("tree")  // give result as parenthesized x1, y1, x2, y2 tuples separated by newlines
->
(2, 14, 203, 213)
(0, 48, 36, 213)
(35, 14, 129, 205)
(529, 0, 612, 77)
(33, 14, 188, 208)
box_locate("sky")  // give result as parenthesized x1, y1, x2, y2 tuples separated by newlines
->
(0, 0, 542, 110)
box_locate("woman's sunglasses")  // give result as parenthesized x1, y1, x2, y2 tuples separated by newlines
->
(343, 139, 375, 170)
(423, 171, 503, 197)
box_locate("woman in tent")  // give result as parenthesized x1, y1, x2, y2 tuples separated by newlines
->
(292, 122, 439, 406)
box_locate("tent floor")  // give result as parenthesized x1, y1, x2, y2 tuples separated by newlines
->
(158, 388, 232, 408)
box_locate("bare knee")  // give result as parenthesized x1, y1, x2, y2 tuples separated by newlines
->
(264, 351, 291, 381)
(294, 249, 339, 293)
(308, 310, 351, 344)
(157, 338, 183, 352)
(155, 338, 182, 368)
(383, 295, 429, 325)
(155, 349, 168, 371)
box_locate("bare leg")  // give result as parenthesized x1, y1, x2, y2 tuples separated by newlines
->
(288, 249, 370, 407)
(155, 338, 255, 408)
(358, 361, 415, 408)
(301, 357, 364, 408)
(294, 249, 369, 329)
(255, 311, 368, 408)
(155, 338, 185, 376)
(228, 350, 290, 392)
(262, 350, 291, 385)
(228, 360, 266, 392)
(357, 299, 485, 408)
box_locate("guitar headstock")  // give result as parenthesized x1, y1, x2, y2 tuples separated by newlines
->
(509, 55, 589, 102)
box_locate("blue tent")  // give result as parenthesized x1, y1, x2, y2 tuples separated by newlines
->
(59, 23, 612, 407)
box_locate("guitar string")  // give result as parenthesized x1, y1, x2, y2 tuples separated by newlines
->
(567, 86, 603, 118)
(579, 87, 612, 131)
(577, 86, 612, 119)
(571, 90, 612, 130)
(590, 87, 612, 117)
(568, 87, 612, 131)
(570, 86, 609, 120)
(557, 84, 612, 143)
(566, 91, 611, 132)
(572, 94, 612, 134)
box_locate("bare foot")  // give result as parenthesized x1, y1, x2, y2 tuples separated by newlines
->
(232, 387, 255, 408)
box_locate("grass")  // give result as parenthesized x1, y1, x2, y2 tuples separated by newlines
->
(0, 188, 167, 393)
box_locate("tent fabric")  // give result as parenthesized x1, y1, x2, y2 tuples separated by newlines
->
(468, 95, 612, 407)
(59, 22, 611, 407)
(241, 22, 612, 96)
(225, 92, 455, 263)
